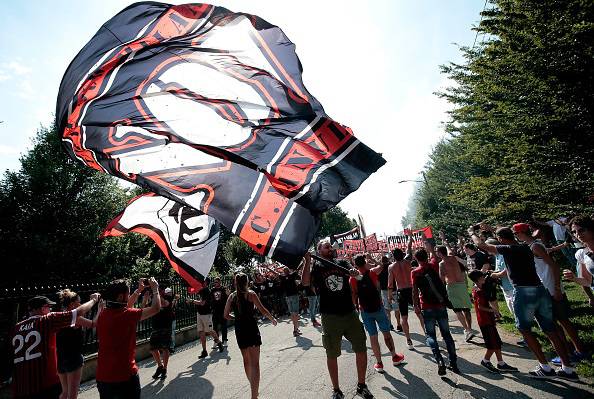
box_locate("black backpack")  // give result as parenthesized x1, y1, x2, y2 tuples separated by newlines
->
(417, 268, 452, 309)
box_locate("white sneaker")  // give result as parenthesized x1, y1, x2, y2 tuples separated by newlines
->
(464, 331, 474, 342)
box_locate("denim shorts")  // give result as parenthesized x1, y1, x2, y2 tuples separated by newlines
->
(381, 290, 396, 311)
(361, 309, 391, 336)
(285, 295, 299, 314)
(512, 285, 554, 332)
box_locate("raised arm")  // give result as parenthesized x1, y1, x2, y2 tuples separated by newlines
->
(439, 231, 454, 256)
(74, 293, 100, 316)
(140, 278, 161, 321)
(547, 242, 568, 253)
(76, 298, 104, 328)
(406, 232, 414, 259)
(127, 279, 146, 308)
(468, 226, 497, 255)
(250, 291, 277, 325)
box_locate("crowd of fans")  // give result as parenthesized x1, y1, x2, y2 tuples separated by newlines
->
(7, 215, 594, 399)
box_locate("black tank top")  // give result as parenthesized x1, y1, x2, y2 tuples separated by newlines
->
(232, 292, 256, 321)
(357, 271, 382, 312)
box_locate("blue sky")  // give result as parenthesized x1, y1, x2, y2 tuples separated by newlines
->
(0, 0, 485, 234)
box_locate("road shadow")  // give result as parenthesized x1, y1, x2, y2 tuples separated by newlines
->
(448, 356, 593, 399)
(142, 356, 216, 399)
(278, 335, 323, 352)
(379, 364, 440, 398)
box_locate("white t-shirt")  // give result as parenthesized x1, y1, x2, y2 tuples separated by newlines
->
(546, 219, 567, 242)
(531, 241, 564, 296)
(575, 248, 594, 285)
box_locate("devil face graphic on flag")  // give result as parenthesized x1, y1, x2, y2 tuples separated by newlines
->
(57, 2, 385, 267)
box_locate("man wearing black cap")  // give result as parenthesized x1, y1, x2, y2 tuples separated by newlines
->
(11, 293, 100, 399)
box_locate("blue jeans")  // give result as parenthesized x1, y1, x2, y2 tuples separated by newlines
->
(307, 295, 319, 321)
(422, 308, 457, 364)
(512, 285, 554, 332)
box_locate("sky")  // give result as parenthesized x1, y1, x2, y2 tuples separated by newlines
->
(0, 0, 485, 236)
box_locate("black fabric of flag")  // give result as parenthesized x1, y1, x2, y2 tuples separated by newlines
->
(56, 2, 385, 267)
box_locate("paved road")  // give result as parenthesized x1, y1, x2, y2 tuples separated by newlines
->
(79, 311, 592, 398)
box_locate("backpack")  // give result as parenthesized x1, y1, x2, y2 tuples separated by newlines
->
(418, 267, 453, 309)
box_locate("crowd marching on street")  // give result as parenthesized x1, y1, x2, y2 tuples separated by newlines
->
(7, 214, 594, 399)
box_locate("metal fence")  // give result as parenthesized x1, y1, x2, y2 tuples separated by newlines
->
(0, 275, 236, 380)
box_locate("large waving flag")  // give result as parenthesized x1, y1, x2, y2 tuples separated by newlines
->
(102, 193, 219, 290)
(56, 2, 385, 266)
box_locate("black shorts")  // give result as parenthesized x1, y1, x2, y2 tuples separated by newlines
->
(552, 294, 570, 322)
(479, 324, 502, 350)
(57, 352, 84, 374)
(235, 320, 262, 349)
(397, 288, 413, 316)
(150, 328, 172, 350)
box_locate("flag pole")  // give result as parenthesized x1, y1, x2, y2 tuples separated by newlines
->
(311, 253, 352, 273)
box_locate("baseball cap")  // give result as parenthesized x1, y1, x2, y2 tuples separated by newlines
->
(28, 296, 56, 309)
(164, 287, 172, 295)
(512, 223, 531, 234)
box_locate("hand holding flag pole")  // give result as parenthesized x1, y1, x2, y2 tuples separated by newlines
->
(310, 253, 354, 273)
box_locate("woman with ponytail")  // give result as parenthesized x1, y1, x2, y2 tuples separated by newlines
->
(56, 289, 103, 399)
(224, 273, 277, 399)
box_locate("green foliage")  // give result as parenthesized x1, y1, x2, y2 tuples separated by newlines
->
(222, 236, 256, 270)
(0, 123, 163, 286)
(408, 0, 594, 233)
(316, 206, 358, 243)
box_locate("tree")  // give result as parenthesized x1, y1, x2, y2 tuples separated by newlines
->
(222, 236, 257, 270)
(316, 206, 358, 242)
(0, 123, 162, 286)
(407, 0, 594, 234)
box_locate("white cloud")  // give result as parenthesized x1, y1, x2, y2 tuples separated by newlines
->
(2, 60, 32, 76)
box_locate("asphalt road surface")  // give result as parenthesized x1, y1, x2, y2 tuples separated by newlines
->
(79, 310, 593, 398)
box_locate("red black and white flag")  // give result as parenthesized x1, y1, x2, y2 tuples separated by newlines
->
(102, 193, 218, 290)
(330, 226, 361, 247)
(56, 2, 385, 267)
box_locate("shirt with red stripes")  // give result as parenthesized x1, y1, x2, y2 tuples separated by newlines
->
(11, 311, 76, 397)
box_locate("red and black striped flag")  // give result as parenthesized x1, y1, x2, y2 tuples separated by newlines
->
(56, 2, 385, 267)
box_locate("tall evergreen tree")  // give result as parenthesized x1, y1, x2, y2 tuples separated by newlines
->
(410, 0, 594, 232)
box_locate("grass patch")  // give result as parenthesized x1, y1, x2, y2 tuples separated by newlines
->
(496, 282, 594, 378)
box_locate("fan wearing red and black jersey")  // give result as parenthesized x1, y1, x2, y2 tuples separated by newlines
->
(11, 293, 99, 399)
